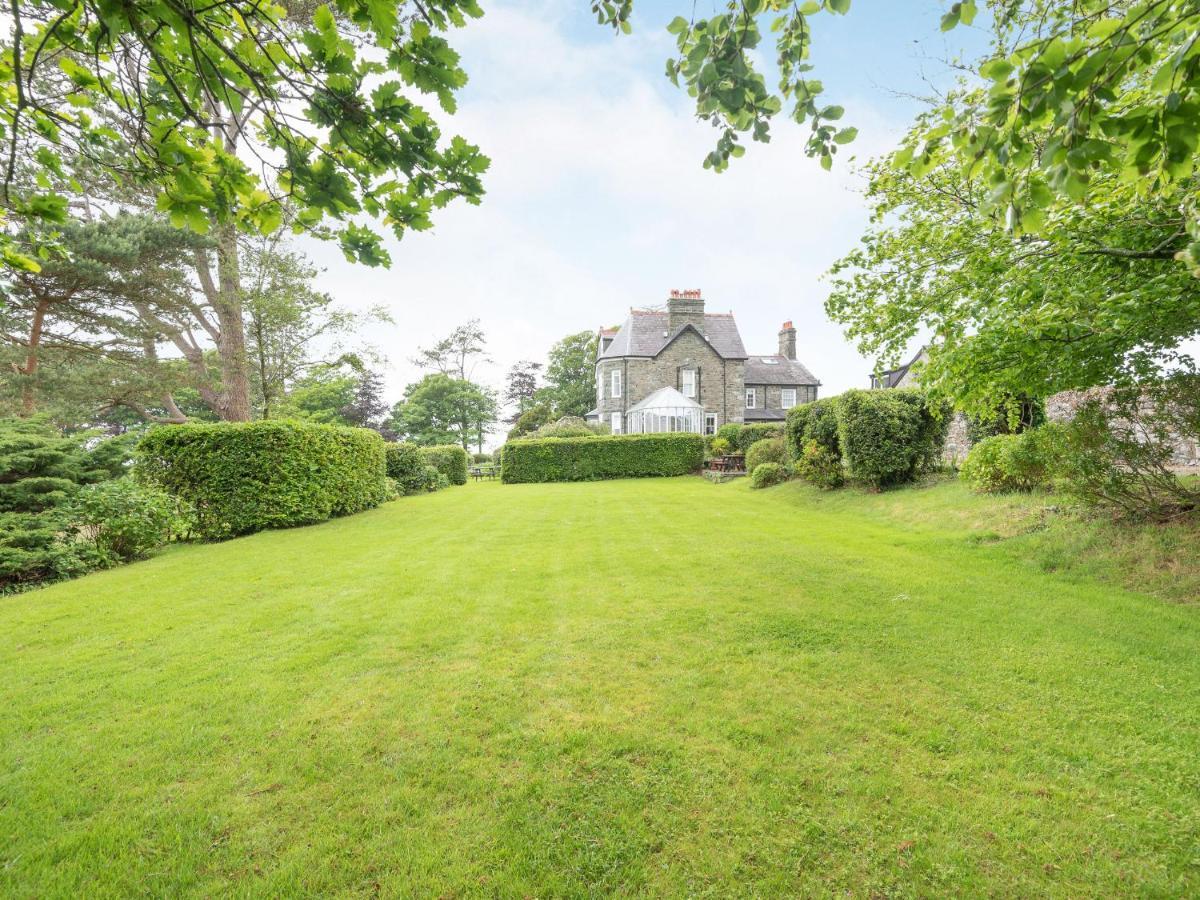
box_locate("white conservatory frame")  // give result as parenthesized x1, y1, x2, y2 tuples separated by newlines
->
(624, 386, 705, 434)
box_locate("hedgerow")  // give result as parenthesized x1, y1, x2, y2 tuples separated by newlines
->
(385, 442, 427, 495)
(419, 445, 469, 486)
(501, 434, 705, 483)
(136, 421, 389, 540)
(715, 422, 785, 453)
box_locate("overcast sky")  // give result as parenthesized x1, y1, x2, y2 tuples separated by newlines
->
(299, 0, 988, 412)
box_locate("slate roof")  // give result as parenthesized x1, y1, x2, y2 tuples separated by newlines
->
(598, 311, 748, 360)
(743, 407, 787, 421)
(871, 346, 927, 388)
(744, 355, 819, 386)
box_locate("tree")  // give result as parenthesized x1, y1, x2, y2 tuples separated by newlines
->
(0, 213, 205, 422)
(503, 360, 542, 423)
(0, 0, 490, 273)
(388, 373, 497, 450)
(340, 369, 391, 433)
(413, 319, 489, 380)
(243, 234, 385, 421)
(273, 366, 360, 425)
(537, 331, 597, 418)
(826, 134, 1200, 416)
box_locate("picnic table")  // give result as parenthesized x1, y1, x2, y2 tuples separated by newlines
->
(469, 464, 498, 482)
(706, 453, 746, 474)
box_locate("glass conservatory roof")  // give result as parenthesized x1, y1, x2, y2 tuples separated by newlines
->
(626, 386, 703, 412)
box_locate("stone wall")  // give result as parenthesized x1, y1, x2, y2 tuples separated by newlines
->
(1045, 387, 1200, 469)
(942, 413, 971, 465)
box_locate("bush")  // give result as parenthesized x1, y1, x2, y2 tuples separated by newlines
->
(746, 437, 788, 472)
(960, 427, 1063, 493)
(68, 478, 190, 564)
(709, 436, 732, 456)
(419, 445, 468, 486)
(386, 442, 427, 495)
(421, 465, 441, 492)
(136, 421, 389, 540)
(786, 398, 840, 461)
(472, 452, 491, 464)
(893, 388, 953, 476)
(836, 390, 928, 489)
(501, 434, 705, 483)
(1053, 379, 1200, 519)
(0, 419, 132, 591)
(716, 422, 785, 454)
(794, 439, 844, 489)
(750, 462, 789, 489)
(532, 416, 597, 439)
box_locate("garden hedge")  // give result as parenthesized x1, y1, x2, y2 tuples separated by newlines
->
(136, 421, 389, 539)
(419, 445, 469, 486)
(501, 434, 705, 483)
(385, 442, 427, 495)
(715, 422, 785, 454)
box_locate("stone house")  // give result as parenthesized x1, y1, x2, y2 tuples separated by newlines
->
(586, 289, 819, 435)
(869, 347, 929, 389)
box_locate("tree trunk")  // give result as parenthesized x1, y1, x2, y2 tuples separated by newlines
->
(16, 294, 49, 416)
(211, 223, 252, 421)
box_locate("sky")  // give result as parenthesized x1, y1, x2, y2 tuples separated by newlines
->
(299, 0, 990, 420)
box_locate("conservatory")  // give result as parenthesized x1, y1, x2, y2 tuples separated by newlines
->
(624, 386, 704, 434)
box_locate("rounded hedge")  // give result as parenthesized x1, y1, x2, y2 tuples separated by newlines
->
(136, 420, 389, 539)
(960, 426, 1062, 493)
(501, 433, 705, 483)
(750, 462, 789, 489)
(419, 445, 469, 486)
(745, 437, 788, 473)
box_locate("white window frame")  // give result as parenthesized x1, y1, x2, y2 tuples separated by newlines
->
(704, 412, 718, 435)
(611, 370, 622, 399)
(610, 412, 623, 434)
(781, 388, 797, 409)
(745, 388, 756, 409)
(682, 368, 697, 399)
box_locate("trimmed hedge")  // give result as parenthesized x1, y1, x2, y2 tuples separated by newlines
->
(501, 433, 705, 483)
(419, 445, 469, 486)
(715, 422, 785, 454)
(385, 442, 427, 495)
(136, 421, 389, 539)
(786, 391, 948, 490)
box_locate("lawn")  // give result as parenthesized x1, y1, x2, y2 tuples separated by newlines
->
(2, 477, 1199, 896)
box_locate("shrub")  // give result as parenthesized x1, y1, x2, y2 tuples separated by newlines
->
(750, 462, 789, 489)
(794, 439, 844, 489)
(893, 388, 953, 476)
(136, 421, 389, 540)
(385, 442, 427, 495)
(960, 428, 1063, 493)
(0, 419, 131, 591)
(532, 416, 597, 438)
(422, 465, 441, 492)
(746, 437, 788, 472)
(68, 478, 190, 564)
(1053, 379, 1200, 519)
(835, 390, 952, 489)
(501, 434, 705, 483)
(786, 399, 839, 462)
(419, 445, 468, 486)
(717, 422, 786, 454)
(709, 436, 732, 456)
(472, 452, 491, 464)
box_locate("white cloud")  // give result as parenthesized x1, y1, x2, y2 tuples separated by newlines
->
(300, 0, 911, 428)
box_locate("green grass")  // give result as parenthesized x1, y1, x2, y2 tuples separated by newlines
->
(3, 477, 1199, 896)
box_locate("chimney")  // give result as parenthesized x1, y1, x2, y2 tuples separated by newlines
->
(667, 288, 705, 333)
(778, 320, 797, 360)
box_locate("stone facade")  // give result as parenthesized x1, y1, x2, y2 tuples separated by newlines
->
(590, 291, 820, 433)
